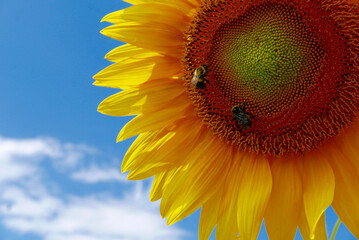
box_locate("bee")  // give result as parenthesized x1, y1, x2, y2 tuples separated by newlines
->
(190, 65, 209, 89)
(232, 103, 254, 130)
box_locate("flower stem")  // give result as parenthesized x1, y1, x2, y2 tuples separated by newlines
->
(330, 218, 342, 240)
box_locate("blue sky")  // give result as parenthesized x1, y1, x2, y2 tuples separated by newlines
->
(0, 1, 356, 239)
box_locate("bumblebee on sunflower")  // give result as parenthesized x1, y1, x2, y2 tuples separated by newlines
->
(95, 0, 359, 239)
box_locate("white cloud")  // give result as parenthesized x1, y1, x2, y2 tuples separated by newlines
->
(71, 165, 127, 183)
(1, 183, 186, 240)
(0, 137, 53, 184)
(0, 136, 59, 159)
(0, 186, 63, 218)
(0, 159, 37, 184)
(0, 136, 187, 240)
(58, 143, 97, 168)
(0, 136, 96, 185)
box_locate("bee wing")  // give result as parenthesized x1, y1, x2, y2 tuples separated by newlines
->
(190, 75, 199, 88)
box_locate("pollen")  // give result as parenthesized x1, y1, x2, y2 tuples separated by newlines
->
(184, 0, 359, 156)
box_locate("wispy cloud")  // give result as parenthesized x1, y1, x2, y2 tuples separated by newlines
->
(1, 184, 185, 240)
(71, 165, 127, 183)
(0, 136, 96, 169)
(0, 136, 187, 240)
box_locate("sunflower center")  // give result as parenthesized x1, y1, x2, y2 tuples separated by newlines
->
(184, 0, 359, 156)
(209, 3, 323, 118)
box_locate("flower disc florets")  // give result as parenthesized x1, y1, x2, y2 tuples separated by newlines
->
(184, 0, 359, 156)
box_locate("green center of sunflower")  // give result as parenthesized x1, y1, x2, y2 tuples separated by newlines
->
(184, 0, 359, 156)
(209, 3, 323, 118)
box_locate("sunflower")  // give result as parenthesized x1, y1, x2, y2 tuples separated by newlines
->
(94, 0, 359, 239)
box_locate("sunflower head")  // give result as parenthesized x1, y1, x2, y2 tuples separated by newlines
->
(96, 0, 359, 239)
(184, 0, 359, 156)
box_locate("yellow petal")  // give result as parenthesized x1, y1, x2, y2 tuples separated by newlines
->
(117, 99, 190, 141)
(159, 132, 231, 225)
(93, 56, 181, 89)
(126, 118, 203, 180)
(122, 117, 200, 172)
(165, 147, 230, 225)
(122, 0, 197, 14)
(325, 145, 359, 238)
(335, 118, 359, 175)
(216, 152, 245, 240)
(102, 4, 189, 29)
(126, 133, 176, 180)
(98, 79, 184, 116)
(299, 208, 327, 240)
(199, 194, 222, 240)
(187, 0, 201, 6)
(150, 170, 175, 202)
(302, 151, 334, 239)
(236, 154, 272, 240)
(264, 155, 302, 240)
(105, 44, 159, 62)
(121, 131, 158, 172)
(101, 22, 183, 57)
